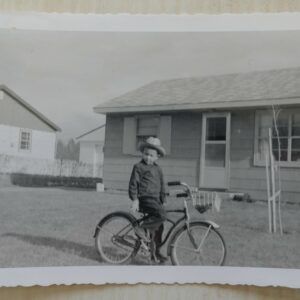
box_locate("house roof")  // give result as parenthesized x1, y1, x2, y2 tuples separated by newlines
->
(76, 124, 105, 141)
(93, 68, 300, 114)
(0, 85, 61, 131)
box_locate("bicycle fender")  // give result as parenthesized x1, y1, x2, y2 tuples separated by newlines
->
(93, 211, 137, 238)
(201, 220, 220, 229)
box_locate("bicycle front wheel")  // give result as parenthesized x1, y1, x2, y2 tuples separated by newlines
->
(95, 213, 140, 264)
(170, 222, 226, 266)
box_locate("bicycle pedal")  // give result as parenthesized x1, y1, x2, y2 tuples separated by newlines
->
(140, 240, 150, 250)
(139, 240, 151, 256)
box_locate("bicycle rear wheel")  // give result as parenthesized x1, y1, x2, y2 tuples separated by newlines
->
(95, 213, 140, 264)
(170, 222, 226, 266)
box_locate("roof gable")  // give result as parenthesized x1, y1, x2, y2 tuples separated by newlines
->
(94, 68, 300, 113)
(0, 85, 61, 132)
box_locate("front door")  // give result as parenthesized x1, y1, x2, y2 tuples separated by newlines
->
(200, 113, 231, 189)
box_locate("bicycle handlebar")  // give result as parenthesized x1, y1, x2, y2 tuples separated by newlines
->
(167, 181, 182, 186)
(167, 181, 191, 199)
(176, 193, 188, 198)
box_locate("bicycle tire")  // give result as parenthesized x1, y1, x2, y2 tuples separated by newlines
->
(169, 221, 226, 266)
(95, 212, 140, 264)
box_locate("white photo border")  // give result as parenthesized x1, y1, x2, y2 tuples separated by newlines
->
(1, 12, 300, 32)
(0, 266, 300, 288)
(0, 12, 300, 288)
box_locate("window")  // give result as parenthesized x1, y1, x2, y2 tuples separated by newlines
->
(255, 109, 300, 166)
(19, 129, 32, 151)
(205, 117, 227, 167)
(136, 115, 160, 149)
(122, 115, 172, 155)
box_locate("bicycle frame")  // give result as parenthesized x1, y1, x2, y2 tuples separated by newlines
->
(136, 209, 185, 248)
(135, 196, 192, 248)
(129, 181, 220, 249)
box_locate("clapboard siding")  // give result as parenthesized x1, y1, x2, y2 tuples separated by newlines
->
(103, 156, 198, 190)
(170, 113, 201, 159)
(230, 110, 255, 166)
(229, 110, 267, 199)
(103, 112, 201, 190)
(104, 140, 123, 150)
(232, 176, 300, 192)
(230, 177, 267, 191)
(230, 181, 300, 202)
(105, 157, 198, 168)
(104, 109, 300, 202)
(103, 115, 123, 157)
(230, 109, 300, 202)
(105, 160, 196, 175)
(231, 139, 253, 149)
(170, 147, 199, 158)
(231, 167, 300, 181)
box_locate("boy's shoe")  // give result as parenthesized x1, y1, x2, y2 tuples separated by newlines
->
(150, 252, 167, 264)
(155, 251, 168, 263)
(139, 239, 150, 257)
(150, 254, 160, 265)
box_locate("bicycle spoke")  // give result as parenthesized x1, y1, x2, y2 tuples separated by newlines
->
(173, 245, 196, 253)
(196, 225, 211, 252)
(113, 235, 135, 248)
(98, 226, 117, 237)
(171, 243, 198, 253)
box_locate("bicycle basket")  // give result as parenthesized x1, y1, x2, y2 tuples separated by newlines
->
(190, 188, 222, 213)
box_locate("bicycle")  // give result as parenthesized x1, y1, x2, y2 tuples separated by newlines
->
(93, 181, 226, 266)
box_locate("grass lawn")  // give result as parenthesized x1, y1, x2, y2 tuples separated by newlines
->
(0, 186, 299, 268)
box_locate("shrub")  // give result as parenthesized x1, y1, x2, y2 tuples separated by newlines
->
(10, 173, 102, 189)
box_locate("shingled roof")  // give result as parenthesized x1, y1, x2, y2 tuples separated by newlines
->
(94, 68, 300, 114)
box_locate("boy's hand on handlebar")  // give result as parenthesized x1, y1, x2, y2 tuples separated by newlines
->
(131, 199, 139, 212)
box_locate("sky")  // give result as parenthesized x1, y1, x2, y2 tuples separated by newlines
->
(1, 29, 300, 141)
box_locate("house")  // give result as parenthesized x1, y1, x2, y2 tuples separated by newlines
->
(76, 124, 105, 177)
(93, 68, 300, 202)
(0, 85, 60, 160)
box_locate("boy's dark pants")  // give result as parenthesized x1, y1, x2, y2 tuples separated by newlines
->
(139, 197, 166, 253)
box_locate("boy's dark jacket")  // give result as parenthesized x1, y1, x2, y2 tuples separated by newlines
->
(128, 160, 166, 203)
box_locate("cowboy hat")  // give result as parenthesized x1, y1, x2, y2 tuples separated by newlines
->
(138, 137, 166, 157)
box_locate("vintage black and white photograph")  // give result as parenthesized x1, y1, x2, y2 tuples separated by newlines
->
(0, 14, 300, 286)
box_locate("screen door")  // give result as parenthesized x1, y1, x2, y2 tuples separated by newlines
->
(200, 113, 230, 189)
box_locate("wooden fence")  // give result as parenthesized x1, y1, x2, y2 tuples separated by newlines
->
(0, 154, 103, 178)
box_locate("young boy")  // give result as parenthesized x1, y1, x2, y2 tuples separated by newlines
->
(128, 137, 168, 263)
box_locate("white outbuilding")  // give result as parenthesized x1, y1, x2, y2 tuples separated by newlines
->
(76, 124, 105, 178)
(0, 85, 60, 160)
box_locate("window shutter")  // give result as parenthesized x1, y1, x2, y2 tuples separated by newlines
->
(158, 115, 172, 155)
(123, 117, 137, 155)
